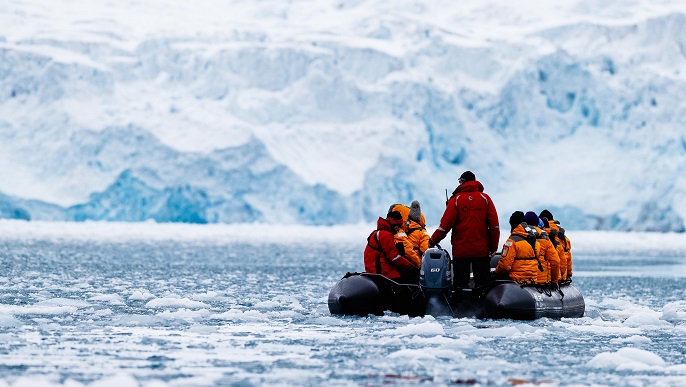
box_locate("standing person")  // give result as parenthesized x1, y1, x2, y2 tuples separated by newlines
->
(429, 171, 500, 288)
(495, 211, 540, 284)
(364, 210, 420, 283)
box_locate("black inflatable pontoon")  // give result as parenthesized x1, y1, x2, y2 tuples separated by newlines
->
(328, 248, 584, 320)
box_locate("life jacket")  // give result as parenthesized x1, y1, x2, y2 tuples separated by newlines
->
(495, 223, 541, 284)
(533, 226, 561, 284)
(406, 219, 430, 262)
(545, 222, 567, 281)
(364, 217, 418, 281)
(390, 203, 427, 265)
(511, 225, 544, 273)
(556, 225, 572, 280)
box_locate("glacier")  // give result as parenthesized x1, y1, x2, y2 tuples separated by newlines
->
(0, 0, 685, 231)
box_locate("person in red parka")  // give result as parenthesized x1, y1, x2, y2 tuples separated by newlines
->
(429, 171, 500, 289)
(364, 210, 420, 283)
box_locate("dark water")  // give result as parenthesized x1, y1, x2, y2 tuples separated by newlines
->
(0, 239, 685, 386)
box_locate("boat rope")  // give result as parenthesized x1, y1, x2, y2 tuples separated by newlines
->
(557, 286, 565, 300)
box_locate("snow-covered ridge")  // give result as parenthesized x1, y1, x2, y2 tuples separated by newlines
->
(1, 0, 685, 231)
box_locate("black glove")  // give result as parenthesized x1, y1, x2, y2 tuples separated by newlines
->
(395, 242, 405, 255)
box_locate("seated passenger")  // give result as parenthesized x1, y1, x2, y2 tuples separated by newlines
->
(524, 211, 560, 285)
(406, 200, 430, 265)
(541, 216, 566, 283)
(388, 203, 421, 267)
(364, 210, 420, 283)
(495, 211, 541, 284)
(540, 209, 573, 282)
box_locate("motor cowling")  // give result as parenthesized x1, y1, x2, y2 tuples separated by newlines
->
(419, 247, 452, 291)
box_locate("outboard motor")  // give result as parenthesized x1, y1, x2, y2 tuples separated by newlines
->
(419, 247, 453, 316)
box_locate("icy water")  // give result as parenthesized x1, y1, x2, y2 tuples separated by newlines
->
(1, 236, 686, 386)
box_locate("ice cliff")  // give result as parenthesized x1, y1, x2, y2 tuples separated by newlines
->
(0, 0, 685, 231)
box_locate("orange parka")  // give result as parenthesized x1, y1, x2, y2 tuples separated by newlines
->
(557, 227, 573, 280)
(546, 221, 571, 281)
(388, 204, 430, 267)
(388, 204, 421, 266)
(393, 230, 421, 267)
(495, 223, 542, 284)
(406, 218, 430, 264)
(532, 226, 560, 284)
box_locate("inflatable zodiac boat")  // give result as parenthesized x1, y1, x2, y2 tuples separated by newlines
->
(328, 248, 585, 320)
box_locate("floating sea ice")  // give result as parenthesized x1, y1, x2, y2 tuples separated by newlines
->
(432, 365, 451, 384)
(459, 325, 522, 338)
(253, 300, 281, 310)
(569, 322, 642, 335)
(145, 297, 209, 309)
(88, 373, 140, 387)
(662, 301, 686, 322)
(89, 294, 125, 305)
(598, 297, 654, 322)
(91, 308, 114, 317)
(8, 376, 67, 387)
(609, 335, 652, 345)
(129, 290, 155, 301)
(0, 313, 22, 327)
(598, 297, 637, 309)
(622, 312, 671, 327)
(35, 298, 91, 308)
(309, 316, 349, 325)
(588, 347, 667, 371)
(0, 303, 78, 316)
(190, 291, 227, 302)
(157, 308, 211, 322)
(141, 379, 169, 387)
(114, 314, 166, 326)
(384, 321, 445, 336)
(187, 324, 218, 334)
(287, 299, 307, 313)
(36, 290, 53, 300)
(210, 308, 267, 323)
(388, 348, 439, 369)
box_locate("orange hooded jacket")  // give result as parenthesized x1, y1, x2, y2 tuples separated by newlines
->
(406, 218, 430, 264)
(546, 221, 571, 281)
(495, 223, 541, 284)
(389, 204, 430, 267)
(532, 226, 560, 284)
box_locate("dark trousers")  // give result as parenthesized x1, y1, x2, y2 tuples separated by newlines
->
(453, 257, 491, 289)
